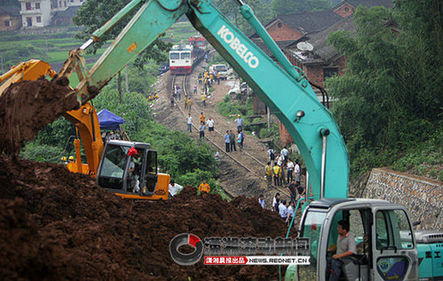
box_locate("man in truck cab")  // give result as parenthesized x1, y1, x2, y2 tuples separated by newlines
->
(327, 220, 357, 281)
(127, 147, 141, 193)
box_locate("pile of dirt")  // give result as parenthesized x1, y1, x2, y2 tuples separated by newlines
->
(0, 77, 78, 155)
(0, 155, 292, 281)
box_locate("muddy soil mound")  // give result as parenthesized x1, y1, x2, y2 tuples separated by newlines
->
(0, 77, 78, 155)
(0, 156, 290, 281)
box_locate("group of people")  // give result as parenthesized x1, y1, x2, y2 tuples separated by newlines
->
(269, 187, 305, 224)
(223, 114, 245, 152)
(186, 112, 216, 140)
(265, 147, 301, 188)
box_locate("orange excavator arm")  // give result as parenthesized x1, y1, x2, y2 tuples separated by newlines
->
(0, 60, 103, 176)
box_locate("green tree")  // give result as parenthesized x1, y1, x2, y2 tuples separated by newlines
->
(326, 5, 442, 176)
(271, 0, 331, 15)
(73, 0, 171, 66)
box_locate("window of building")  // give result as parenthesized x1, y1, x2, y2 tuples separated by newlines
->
(35, 2, 40, 9)
(323, 67, 338, 81)
(26, 17, 32, 26)
(26, 2, 32, 10)
(36, 16, 41, 23)
(277, 22, 282, 28)
(344, 7, 349, 12)
(4, 20, 10, 27)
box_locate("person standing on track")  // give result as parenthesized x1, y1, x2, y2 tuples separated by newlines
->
(199, 122, 205, 139)
(273, 164, 282, 186)
(224, 130, 230, 152)
(193, 84, 197, 95)
(177, 86, 182, 101)
(237, 129, 244, 151)
(189, 97, 193, 112)
(229, 130, 236, 152)
(235, 114, 244, 133)
(207, 117, 215, 134)
(265, 162, 272, 187)
(201, 93, 206, 106)
(287, 159, 294, 183)
(186, 113, 192, 133)
(184, 95, 188, 110)
(294, 159, 301, 185)
(199, 112, 205, 124)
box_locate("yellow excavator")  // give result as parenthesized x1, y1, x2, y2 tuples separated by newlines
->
(0, 59, 169, 200)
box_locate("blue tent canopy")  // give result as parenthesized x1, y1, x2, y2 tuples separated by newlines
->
(97, 109, 125, 130)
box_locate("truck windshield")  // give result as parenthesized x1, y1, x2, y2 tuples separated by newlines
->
(299, 210, 327, 279)
(98, 144, 129, 189)
(215, 65, 226, 72)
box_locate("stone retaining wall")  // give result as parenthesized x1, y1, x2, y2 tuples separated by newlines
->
(363, 168, 442, 230)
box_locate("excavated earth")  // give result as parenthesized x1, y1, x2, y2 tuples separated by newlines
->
(0, 77, 77, 155)
(0, 156, 290, 280)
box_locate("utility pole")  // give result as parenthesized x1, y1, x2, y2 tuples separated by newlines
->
(267, 106, 270, 129)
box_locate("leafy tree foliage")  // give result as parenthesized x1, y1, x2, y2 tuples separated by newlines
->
(73, 0, 171, 66)
(271, 0, 331, 15)
(326, 4, 442, 176)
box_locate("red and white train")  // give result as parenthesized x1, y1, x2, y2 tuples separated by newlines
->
(169, 36, 207, 75)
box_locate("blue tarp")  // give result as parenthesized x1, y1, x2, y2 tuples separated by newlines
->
(97, 109, 125, 130)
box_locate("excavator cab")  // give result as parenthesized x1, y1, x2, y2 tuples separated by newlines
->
(292, 199, 418, 281)
(97, 140, 158, 197)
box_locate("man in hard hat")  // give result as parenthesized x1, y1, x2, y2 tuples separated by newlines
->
(235, 114, 244, 133)
(68, 156, 74, 162)
(61, 156, 68, 165)
(127, 147, 140, 193)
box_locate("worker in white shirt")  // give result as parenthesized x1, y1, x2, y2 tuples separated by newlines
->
(207, 117, 215, 134)
(186, 113, 192, 133)
(278, 200, 288, 221)
(258, 194, 265, 209)
(168, 180, 183, 197)
(286, 159, 294, 183)
(281, 146, 289, 163)
(294, 159, 301, 185)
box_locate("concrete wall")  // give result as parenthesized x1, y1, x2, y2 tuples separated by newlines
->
(363, 168, 443, 230)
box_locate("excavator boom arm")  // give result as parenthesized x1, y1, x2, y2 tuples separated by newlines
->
(71, 0, 349, 199)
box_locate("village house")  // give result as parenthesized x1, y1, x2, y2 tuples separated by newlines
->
(0, 6, 21, 31)
(18, 0, 85, 28)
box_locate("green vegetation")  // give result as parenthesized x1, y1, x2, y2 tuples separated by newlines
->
(326, 3, 442, 180)
(21, 63, 221, 194)
(217, 94, 253, 120)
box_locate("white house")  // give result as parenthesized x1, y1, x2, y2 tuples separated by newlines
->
(19, 0, 85, 28)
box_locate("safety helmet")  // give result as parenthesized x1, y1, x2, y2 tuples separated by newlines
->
(238, 114, 241, 117)
(68, 156, 74, 161)
(127, 147, 138, 157)
(61, 156, 67, 161)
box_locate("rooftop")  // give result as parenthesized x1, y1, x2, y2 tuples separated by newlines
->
(335, 0, 392, 8)
(285, 16, 355, 64)
(270, 10, 343, 34)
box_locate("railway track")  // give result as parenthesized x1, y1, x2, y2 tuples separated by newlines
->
(170, 73, 290, 198)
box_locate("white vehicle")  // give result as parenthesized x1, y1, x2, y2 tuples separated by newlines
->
(209, 64, 232, 79)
